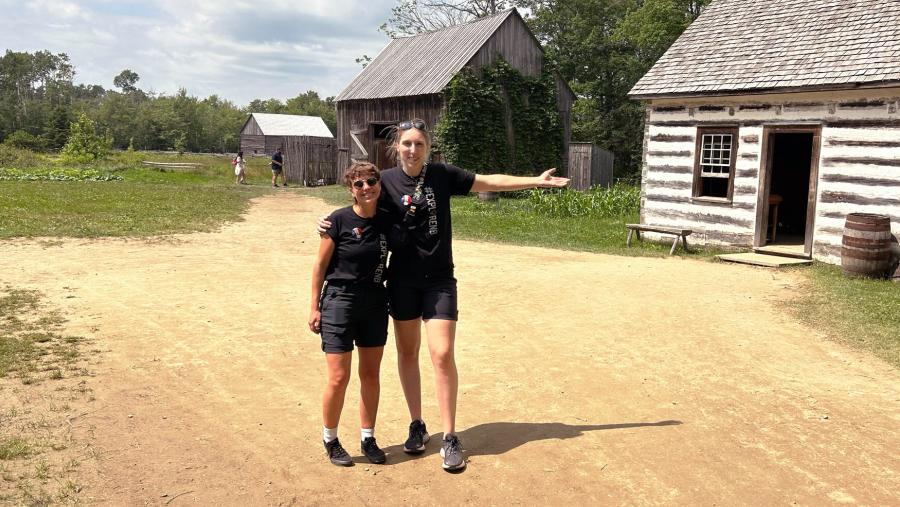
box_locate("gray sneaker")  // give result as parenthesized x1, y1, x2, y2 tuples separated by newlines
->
(403, 420, 430, 454)
(440, 435, 465, 471)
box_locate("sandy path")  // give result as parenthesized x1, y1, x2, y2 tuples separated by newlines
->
(2, 192, 898, 505)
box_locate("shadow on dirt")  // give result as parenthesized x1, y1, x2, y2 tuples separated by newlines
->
(380, 420, 682, 464)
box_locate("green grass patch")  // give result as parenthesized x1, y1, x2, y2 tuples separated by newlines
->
(0, 437, 32, 460)
(0, 180, 266, 237)
(792, 264, 900, 368)
(0, 287, 81, 382)
(0, 150, 276, 238)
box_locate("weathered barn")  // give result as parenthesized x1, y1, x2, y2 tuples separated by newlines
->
(334, 8, 575, 172)
(629, 0, 900, 265)
(239, 113, 337, 185)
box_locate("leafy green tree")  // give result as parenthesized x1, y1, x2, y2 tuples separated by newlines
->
(284, 91, 337, 135)
(521, 0, 709, 178)
(2, 130, 47, 151)
(0, 50, 74, 140)
(60, 113, 112, 164)
(113, 69, 140, 93)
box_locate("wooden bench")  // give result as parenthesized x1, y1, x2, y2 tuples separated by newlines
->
(626, 224, 692, 255)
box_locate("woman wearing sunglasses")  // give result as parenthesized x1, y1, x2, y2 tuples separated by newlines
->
(309, 162, 392, 467)
(319, 119, 569, 471)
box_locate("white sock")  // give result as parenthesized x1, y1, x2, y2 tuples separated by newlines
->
(361, 427, 374, 441)
(323, 426, 338, 443)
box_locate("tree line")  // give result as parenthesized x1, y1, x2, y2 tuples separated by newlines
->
(0, 50, 337, 154)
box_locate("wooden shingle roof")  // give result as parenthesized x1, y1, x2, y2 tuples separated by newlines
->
(629, 0, 900, 99)
(336, 9, 516, 101)
(248, 113, 333, 138)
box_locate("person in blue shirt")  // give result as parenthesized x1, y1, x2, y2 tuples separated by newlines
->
(271, 148, 287, 187)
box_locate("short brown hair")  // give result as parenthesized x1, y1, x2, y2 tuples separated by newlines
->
(342, 162, 380, 188)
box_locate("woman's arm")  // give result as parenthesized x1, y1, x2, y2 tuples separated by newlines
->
(470, 168, 570, 193)
(309, 236, 335, 333)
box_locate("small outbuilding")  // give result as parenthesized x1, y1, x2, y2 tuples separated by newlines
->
(239, 113, 337, 185)
(334, 8, 575, 172)
(629, 0, 900, 265)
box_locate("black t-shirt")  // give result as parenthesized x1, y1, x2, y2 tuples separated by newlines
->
(324, 206, 390, 286)
(379, 163, 475, 279)
(271, 152, 283, 169)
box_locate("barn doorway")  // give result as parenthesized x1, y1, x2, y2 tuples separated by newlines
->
(757, 126, 821, 257)
(371, 122, 396, 170)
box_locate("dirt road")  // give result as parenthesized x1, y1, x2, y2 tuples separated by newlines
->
(2, 192, 898, 505)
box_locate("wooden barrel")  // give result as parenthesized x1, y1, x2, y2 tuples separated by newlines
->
(841, 213, 893, 278)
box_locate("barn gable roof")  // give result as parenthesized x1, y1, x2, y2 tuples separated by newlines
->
(336, 9, 517, 101)
(247, 113, 333, 137)
(629, 0, 900, 99)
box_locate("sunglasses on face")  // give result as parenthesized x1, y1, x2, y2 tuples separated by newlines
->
(398, 120, 426, 131)
(352, 177, 380, 188)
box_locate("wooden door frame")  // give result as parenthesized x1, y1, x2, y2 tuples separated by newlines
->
(754, 124, 822, 256)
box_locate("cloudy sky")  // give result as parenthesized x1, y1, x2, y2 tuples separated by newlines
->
(1, 0, 398, 105)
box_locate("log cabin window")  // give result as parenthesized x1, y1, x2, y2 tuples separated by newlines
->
(694, 127, 738, 200)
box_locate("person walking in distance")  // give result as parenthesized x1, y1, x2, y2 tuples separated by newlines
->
(233, 151, 246, 185)
(271, 148, 287, 187)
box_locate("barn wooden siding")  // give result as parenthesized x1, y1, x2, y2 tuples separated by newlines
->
(336, 95, 446, 171)
(283, 136, 337, 186)
(569, 143, 614, 190)
(239, 116, 287, 156)
(639, 88, 900, 264)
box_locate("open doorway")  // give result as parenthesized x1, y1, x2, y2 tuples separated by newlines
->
(757, 126, 820, 256)
(371, 123, 396, 170)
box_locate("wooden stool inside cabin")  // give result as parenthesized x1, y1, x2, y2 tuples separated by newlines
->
(768, 194, 783, 242)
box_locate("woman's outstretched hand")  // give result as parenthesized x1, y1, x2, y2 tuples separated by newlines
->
(537, 168, 570, 188)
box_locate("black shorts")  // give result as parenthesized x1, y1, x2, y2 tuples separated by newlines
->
(320, 284, 388, 353)
(271, 167, 283, 173)
(388, 276, 458, 321)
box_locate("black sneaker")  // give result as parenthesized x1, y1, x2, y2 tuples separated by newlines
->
(282, 183, 289, 187)
(440, 435, 465, 471)
(361, 437, 386, 464)
(403, 420, 430, 454)
(324, 438, 353, 467)
(273, 184, 279, 187)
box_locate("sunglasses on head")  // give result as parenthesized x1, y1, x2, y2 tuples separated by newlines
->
(398, 120, 426, 131)
(352, 177, 379, 188)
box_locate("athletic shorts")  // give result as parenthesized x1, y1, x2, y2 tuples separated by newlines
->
(387, 276, 458, 321)
(271, 167, 283, 173)
(319, 284, 388, 353)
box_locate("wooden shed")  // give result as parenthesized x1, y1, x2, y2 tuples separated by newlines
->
(334, 8, 575, 172)
(239, 113, 337, 185)
(568, 143, 614, 190)
(629, 0, 900, 266)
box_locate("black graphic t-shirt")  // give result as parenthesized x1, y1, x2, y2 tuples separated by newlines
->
(324, 206, 390, 286)
(379, 163, 475, 279)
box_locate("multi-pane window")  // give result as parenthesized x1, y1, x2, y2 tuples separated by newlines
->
(694, 127, 738, 199)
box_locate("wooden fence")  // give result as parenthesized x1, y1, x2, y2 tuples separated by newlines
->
(283, 136, 337, 186)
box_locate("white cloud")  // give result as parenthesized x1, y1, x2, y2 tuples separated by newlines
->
(26, 0, 90, 19)
(1, 0, 396, 104)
